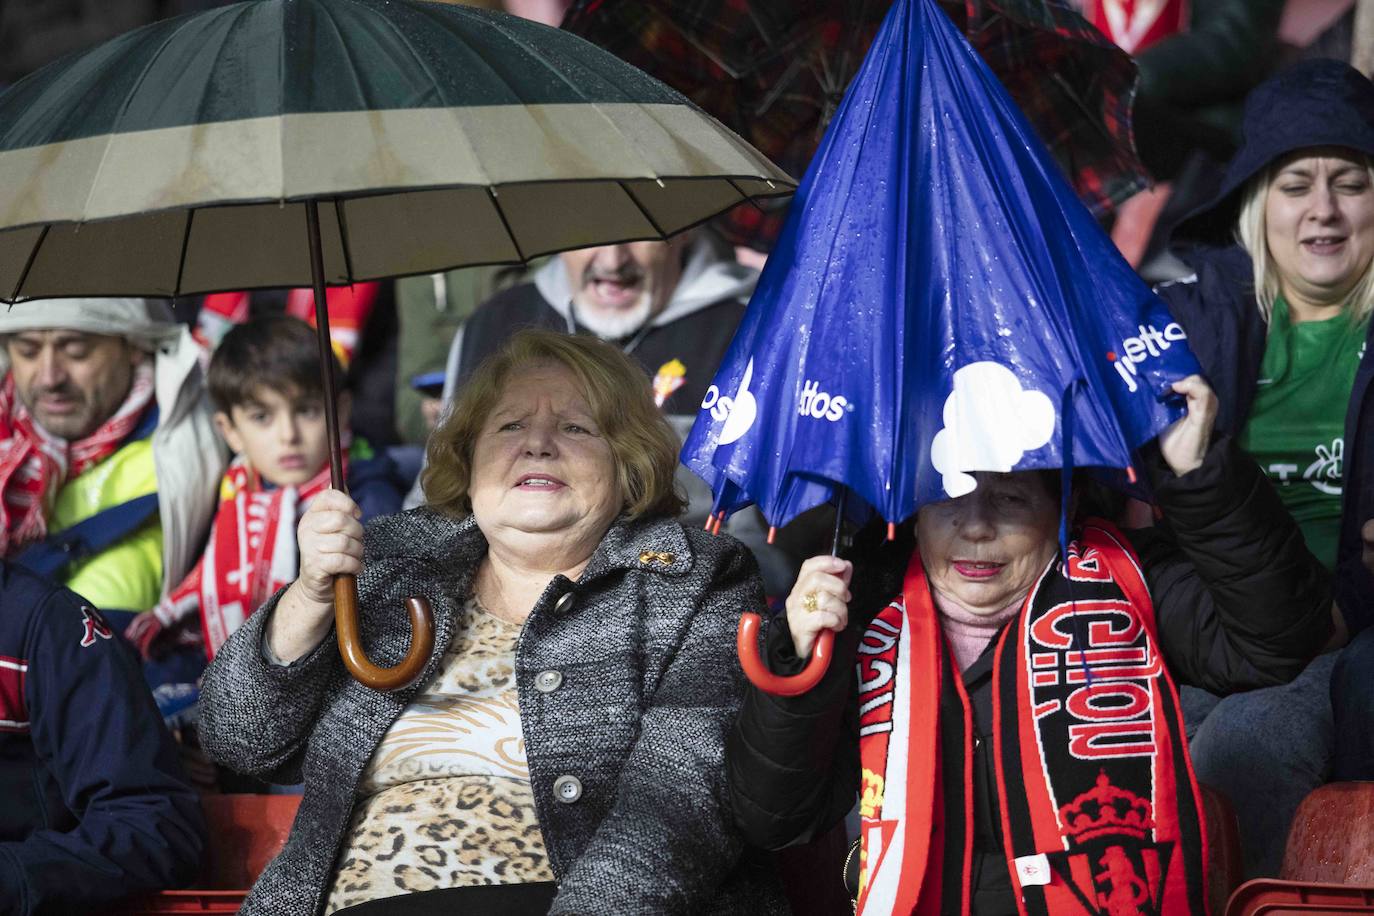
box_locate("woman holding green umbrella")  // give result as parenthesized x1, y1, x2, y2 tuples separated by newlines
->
(0, 2, 797, 913)
(202, 331, 789, 915)
(0, 0, 793, 689)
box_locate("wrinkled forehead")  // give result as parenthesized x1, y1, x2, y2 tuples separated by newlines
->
(489, 360, 595, 416)
(4, 328, 128, 349)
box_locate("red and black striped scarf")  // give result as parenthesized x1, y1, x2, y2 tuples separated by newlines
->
(856, 520, 1208, 916)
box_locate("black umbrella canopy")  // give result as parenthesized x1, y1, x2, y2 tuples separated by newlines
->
(0, 0, 794, 302)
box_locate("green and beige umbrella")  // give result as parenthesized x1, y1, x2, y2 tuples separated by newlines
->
(0, 0, 794, 690)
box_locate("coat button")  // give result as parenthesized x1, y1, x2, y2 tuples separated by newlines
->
(534, 669, 563, 693)
(554, 774, 583, 803)
(553, 592, 576, 615)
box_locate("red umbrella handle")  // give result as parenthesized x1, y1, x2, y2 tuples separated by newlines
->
(736, 611, 834, 696)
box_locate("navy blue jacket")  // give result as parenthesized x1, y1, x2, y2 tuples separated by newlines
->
(0, 562, 204, 915)
(1158, 244, 1374, 633)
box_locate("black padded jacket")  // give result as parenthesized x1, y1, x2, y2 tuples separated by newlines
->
(726, 439, 1332, 915)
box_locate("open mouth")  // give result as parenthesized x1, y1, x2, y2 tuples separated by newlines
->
(587, 275, 644, 308)
(1301, 236, 1347, 254)
(951, 560, 1005, 580)
(515, 474, 566, 490)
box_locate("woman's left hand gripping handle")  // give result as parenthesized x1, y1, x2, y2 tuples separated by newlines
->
(267, 489, 363, 663)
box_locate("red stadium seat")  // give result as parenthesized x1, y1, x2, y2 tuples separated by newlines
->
(1227, 782, 1374, 916)
(1280, 782, 1374, 884)
(1202, 783, 1244, 915)
(110, 793, 301, 914)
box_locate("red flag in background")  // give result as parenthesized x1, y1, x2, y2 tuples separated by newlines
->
(1081, 0, 1188, 54)
(285, 284, 379, 369)
(196, 283, 379, 369)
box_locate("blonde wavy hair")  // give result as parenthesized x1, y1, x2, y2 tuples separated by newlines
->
(422, 329, 686, 520)
(1235, 155, 1374, 325)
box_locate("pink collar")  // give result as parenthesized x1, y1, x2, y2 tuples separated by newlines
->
(932, 589, 1021, 673)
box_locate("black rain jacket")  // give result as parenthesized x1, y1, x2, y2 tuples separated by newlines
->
(726, 440, 1332, 915)
(1157, 244, 1374, 635)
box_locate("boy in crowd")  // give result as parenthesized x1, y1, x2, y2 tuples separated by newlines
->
(128, 316, 401, 661)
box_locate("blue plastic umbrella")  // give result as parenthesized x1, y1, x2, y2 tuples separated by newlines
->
(682, 0, 1201, 693)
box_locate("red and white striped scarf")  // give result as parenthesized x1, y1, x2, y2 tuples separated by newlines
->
(153, 455, 335, 659)
(856, 520, 1209, 916)
(0, 363, 156, 556)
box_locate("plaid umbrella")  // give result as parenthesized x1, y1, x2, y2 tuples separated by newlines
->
(565, 0, 1148, 249)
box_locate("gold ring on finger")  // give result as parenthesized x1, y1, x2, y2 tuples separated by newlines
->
(803, 591, 820, 613)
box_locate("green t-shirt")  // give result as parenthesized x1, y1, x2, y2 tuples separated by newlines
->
(1239, 298, 1369, 569)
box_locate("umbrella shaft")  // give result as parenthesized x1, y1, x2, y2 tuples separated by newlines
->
(830, 488, 846, 557)
(305, 200, 347, 493)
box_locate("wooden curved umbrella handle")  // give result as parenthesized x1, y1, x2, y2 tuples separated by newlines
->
(333, 575, 435, 691)
(736, 611, 834, 697)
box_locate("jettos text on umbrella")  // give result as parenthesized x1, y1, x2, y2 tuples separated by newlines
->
(1110, 323, 1188, 393)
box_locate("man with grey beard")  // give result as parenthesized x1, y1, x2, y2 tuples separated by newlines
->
(408, 232, 803, 593)
(444, 233, 753, 414)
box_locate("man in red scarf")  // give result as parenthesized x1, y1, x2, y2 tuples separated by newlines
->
(0, 298, 225, 615)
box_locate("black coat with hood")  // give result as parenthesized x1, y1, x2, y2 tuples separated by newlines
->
(726, 440, 1332, 915)
(1157, 245, 1374, 634)
(1161, 58, 1374, 635)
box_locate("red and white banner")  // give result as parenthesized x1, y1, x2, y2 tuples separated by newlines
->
(1082, 0, 1189, 54)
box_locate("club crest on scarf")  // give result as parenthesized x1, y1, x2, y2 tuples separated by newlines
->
(1052, 771, 1173, 916)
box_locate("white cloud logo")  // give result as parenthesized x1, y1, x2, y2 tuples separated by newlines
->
(930, 362, 1056, 498)
(700, 359, 758, 446)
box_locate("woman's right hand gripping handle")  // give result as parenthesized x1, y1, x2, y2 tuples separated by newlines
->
(265, 489, 364, 664)
(786, 555, 854, 660)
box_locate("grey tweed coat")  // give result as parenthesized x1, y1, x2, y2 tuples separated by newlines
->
(199, 508, 790, 916)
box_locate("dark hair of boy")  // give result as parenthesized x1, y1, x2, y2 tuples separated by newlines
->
(206, 315, 344, 414)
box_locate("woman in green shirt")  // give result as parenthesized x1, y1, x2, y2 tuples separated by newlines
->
(1155, 59, 1374, 878)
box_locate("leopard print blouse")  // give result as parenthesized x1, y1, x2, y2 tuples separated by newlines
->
(323, 599, 554, 913)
